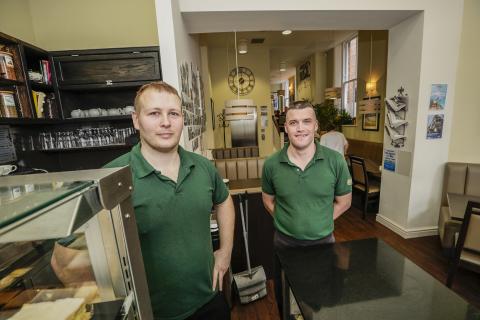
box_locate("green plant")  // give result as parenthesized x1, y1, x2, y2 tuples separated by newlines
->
(338, 109, 354, 125)
(314, 100, 339, 131)
(314, 101, 355, 132)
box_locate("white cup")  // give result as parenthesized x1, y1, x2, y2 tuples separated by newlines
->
(0, 164, 17, 176)
(107, 108, 120, 116)
(88, 108, 101, 117)
(71, 109, 82, 118)
(124, 105, 135, 115)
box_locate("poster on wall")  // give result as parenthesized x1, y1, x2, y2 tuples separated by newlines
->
(429, 84, 448, 111)
(426, 114, 444, 139)
(383, 149, 396, 172)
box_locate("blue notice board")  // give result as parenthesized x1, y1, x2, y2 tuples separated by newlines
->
(384, 149, 396, 172)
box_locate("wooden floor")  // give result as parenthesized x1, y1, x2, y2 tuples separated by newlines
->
(231, 206, 480, 320)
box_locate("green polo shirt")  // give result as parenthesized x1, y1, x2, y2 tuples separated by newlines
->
(262, 142, 351, 240)
(104, 143, 229, 320)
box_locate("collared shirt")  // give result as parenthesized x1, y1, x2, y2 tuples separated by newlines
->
(104, 143, 229, 320)
(262, 142, 352, 240)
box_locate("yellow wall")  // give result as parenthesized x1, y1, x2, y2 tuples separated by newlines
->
(448, 0, 480, 163)
(27, 0, 158, 50)
(208, 45, 274, 157)
(0, 0, 36, 44)
(342, 30, 388, 143)
(295, 53, 327, 105)
(296, 55, 315, 102)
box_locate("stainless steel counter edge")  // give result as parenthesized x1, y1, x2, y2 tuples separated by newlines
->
(0, 167, 134, 210)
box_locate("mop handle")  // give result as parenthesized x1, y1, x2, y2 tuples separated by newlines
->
(245, 191, 249, 234)
(238, 194, 252, 276)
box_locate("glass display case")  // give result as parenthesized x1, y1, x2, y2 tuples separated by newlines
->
(0, 167, 152, 319)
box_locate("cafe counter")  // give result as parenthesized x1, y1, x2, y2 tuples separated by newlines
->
(0, 167, 153, 319)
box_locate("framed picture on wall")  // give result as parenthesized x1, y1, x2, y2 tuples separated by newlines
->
(362, 113, 380, 131)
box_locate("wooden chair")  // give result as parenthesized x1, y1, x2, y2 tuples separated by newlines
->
(447, 201, 480, 287)
(349, 155, 380, 219)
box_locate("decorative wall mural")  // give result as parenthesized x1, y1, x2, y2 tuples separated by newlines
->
(299, 60, 311, 81)
(179, 61, 205, 152)
(385, 87, 408, 148)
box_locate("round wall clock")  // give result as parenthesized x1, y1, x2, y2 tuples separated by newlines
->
(228, 67, 255, 96)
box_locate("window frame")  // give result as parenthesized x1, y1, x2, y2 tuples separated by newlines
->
(341, 34, 358, 119)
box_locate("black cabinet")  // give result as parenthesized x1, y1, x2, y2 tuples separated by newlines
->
(1, 39, 162, 172)
(51, 47, 161, 120)
(53, 47, 161, 87)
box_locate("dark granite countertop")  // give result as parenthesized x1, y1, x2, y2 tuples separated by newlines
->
(276, 238, 480, 320)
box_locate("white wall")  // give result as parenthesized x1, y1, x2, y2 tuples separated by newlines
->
(406, 3, 463, 230)
(378, 12, 424, 232)
(378, 2, 463, 236)
(155, 0, 201, 151)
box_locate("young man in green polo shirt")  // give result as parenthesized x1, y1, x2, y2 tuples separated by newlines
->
(105, 81, 235, 320)
(261, 100, 352, 315)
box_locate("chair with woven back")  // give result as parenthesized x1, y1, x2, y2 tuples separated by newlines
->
(447, 201, 480, 287)
(349, 155, 381, 219)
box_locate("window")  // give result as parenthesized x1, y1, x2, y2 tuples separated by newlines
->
(342, 36, 358, 118)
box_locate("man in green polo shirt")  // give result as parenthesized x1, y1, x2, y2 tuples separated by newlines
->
(261, 100, 352, 315)
(105, 81, 234, 320)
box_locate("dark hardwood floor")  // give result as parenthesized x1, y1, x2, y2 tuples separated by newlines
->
(230, 206, 480, 319)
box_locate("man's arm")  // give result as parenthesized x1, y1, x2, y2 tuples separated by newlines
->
(262, 192, 275, 217)
(344, 140, 349, 155)
(212, 195, 235, 291)
(333, 193, 352, 220)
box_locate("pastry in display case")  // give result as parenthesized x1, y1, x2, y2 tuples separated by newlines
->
(0, 167, 152, 319)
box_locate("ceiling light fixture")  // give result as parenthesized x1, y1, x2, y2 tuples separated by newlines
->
(238, 39, 248, 54)
(279, 62, 287, 72)
(282, 30, 292, 35)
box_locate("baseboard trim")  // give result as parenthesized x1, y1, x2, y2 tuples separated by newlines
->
(376, 214, 439, 239)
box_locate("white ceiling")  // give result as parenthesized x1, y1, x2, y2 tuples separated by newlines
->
(200, 30, 354, 83)
(194, 10, 418, 84)
(183, 10, 419, 34)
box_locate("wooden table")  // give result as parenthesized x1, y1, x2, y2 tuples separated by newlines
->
(228, 178, 262, 195)
(447, 192, 480, 221)
(364, 158, 382, 177)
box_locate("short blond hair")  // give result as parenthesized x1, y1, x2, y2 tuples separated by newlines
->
(285, 101, 315, 116)
(134, 81, 181, 112)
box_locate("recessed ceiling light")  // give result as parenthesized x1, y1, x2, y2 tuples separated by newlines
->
(282, 30, 292, 35)
(280, 62, 287, 71)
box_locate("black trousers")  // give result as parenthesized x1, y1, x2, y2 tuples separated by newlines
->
(185, 292, 230, 320)
(273, 230, 335, 318)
